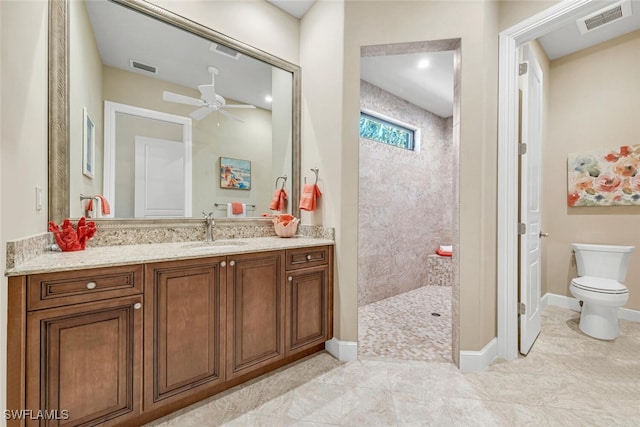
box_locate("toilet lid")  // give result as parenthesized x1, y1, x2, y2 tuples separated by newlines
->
(571, 276, 628, 294)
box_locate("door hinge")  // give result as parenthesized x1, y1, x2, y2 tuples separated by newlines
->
(519, 302, 526, 315)
(519, 62, 528, 76)
(518, 143, 527, 155)
(518, 223, 526, 235)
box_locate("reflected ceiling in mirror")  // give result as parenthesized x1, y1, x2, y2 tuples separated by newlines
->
(50, 0, 300, 223)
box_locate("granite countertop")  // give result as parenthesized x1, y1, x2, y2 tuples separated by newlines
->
(6, 236, 334, 276)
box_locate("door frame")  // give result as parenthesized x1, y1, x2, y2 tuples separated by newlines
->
(497, 0, 610, 360)
(103, 101, 192, 217)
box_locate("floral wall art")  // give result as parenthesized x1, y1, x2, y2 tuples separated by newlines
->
(567, 144, 640, 207)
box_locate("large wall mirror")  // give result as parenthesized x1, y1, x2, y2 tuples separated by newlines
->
(49, 0, 300, 224)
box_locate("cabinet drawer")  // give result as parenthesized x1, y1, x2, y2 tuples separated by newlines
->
(27, 264, 143, 311)
(286, 246, 330, 270)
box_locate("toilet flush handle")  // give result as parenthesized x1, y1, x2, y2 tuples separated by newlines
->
(539, 231, 549, 238)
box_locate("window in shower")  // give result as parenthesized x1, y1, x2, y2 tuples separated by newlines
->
(359, 109, 419, 151)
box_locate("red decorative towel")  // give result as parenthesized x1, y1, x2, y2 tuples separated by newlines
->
(299, 184, 322, 211)
(436, 248, 452, 257)
(231, 202, 244, 215)
(269, 189, 288, 211)
(86, 195, 111, 215)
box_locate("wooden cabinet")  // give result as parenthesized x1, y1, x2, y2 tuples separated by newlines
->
(226, 251, 285, 379)
(20, 265, 144, 427)
(285, 246, 333, 357)
(144, 257, 226, 411)
(8, 244, 332, 427)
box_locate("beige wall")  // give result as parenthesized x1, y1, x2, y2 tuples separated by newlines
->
(149, 0, 300, 65)
(299, 0, 349, 337)
(0, 0, 49, 421)
(543, 30, 640, 310)
(271, 68, 294, 207)
(299, 0, 503, 350)
(69, 0, 104, 211)
(498, 0, 560, 31)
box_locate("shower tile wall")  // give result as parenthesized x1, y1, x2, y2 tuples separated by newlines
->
(358, 80, 453, 306)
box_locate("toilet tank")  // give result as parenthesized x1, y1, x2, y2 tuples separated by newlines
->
(572, 243, 635, 282)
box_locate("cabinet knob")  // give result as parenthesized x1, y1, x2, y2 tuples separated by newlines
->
(220, 261, 226, 267)
(229, 260, 235, 266)
(133, 303, 142, 310)
(306, 255, 312, 261)
(288, 276, 293, 281)
(86, 281, 97, 290)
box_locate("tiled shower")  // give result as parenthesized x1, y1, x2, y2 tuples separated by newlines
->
(358, 43, 458, 361)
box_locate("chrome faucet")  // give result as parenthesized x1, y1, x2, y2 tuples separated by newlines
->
(203, 211, 215, 242)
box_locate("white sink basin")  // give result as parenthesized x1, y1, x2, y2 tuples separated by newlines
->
(183, 240, 249, 250)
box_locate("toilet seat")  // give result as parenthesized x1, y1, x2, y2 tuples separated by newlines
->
(571, 276, 628, 295)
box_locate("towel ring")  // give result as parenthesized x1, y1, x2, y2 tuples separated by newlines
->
(275, 175, 287, 189)
(305, 168, 319, 185)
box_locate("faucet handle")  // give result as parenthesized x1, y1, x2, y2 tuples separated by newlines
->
(202, 211, 213, 219)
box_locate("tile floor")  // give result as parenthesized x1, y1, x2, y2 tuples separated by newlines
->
(146, 305, 640, 426)
(358, 285, 452, 362)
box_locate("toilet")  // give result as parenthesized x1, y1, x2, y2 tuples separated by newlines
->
(570, 243, 635, 340)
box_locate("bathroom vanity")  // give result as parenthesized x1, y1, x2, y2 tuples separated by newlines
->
(7, 238, 333, 426)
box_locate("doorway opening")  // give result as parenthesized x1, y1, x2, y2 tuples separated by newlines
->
(357, 39, 461, 365)
(103, 101, 192, 218)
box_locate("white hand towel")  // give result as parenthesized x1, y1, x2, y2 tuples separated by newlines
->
(227, 203, 246, 217)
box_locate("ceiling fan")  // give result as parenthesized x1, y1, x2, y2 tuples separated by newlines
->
(162, 66, 256, 122)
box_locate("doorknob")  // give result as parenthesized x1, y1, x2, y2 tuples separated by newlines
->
(539, 231, 549, 238)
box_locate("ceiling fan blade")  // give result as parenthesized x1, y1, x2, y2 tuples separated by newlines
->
(190, 106, 213, 120)
(163, 91, 203, 107)
(197, 84, 217, 103)
(219, 108, 244, 123)
(223, 104, 256, 109)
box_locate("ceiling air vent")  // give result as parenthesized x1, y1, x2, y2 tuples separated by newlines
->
(129, 59, 157, 74)
(209, 42, 241, 60)
(576, 0, 632, 34)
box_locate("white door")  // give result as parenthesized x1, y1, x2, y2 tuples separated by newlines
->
(134, 137, 187, 217)
(519, 44, 544, 355)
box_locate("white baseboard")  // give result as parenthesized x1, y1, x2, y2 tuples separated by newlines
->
(325, 338, 358, 362)
(541, 293, 581, 312)
(619, 307, 640, 323)
(542, 292, 640, 322)
(459, 337, 497, 372)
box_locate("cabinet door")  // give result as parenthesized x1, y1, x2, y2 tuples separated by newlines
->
(226, 251, 285, 379)
(26, 295, 143, 427)
(144, 258, 226, 410)
(286, 265, 330, 356)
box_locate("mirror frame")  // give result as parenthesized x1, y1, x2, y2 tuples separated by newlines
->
(48, 0, 301, 224)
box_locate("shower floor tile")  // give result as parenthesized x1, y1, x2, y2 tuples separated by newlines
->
(358, 285, 452, 361)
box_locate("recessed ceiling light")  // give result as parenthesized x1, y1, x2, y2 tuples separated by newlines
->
(265, 95, 273, 103)
(417, 59, 430, 69)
